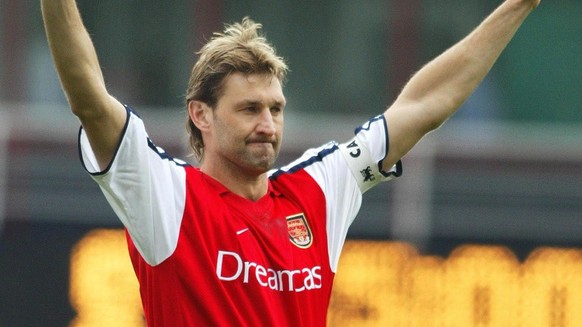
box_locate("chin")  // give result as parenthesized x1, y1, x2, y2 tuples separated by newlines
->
(255, 159, 276, 172)
(249, 157, 277, 174)
(236, 148, 279, 174)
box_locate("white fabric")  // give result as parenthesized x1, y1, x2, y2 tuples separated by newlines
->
(273, 115, 399, 271)
(80, 110, 187, 266)
(80, 110, 399, 270)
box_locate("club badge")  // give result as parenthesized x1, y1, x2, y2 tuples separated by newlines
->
(286, 213, 312, 249)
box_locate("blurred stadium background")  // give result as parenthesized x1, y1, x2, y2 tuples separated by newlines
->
(0, 0, 581, 326)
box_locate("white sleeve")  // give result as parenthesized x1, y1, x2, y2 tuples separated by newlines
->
(301, 115, 402, 272)
(79, 107, 187, 266)
(338, 114, 402, 192)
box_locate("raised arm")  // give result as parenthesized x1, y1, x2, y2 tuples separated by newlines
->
(41, 0, 126, 169)
(382, 0, 540, 170)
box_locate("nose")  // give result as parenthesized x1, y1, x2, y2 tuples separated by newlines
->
(256, 109, 277, 136)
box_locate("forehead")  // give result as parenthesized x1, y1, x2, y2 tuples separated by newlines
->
(219, 72, 286, 105)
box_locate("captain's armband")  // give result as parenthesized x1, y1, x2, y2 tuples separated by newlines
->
(339, 137, 389, 193)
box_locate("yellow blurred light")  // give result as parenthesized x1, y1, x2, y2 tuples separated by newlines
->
(442, 245, 521, 327)
(69, 229, 144, 327)
(327, 241, 418, 326)
(69, 230, 582, 327)
(521, 248, 582, 327)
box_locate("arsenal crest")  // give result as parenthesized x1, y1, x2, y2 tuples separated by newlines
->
(286, 213, 312, 248)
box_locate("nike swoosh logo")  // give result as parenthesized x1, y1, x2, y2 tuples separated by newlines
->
(236, 228, 249, 235)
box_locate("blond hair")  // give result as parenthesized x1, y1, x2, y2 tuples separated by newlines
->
(185, 17, 288, 161)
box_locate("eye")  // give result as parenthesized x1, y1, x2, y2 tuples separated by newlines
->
(270, 106, 283, 115)
(244, 106, 258, 113)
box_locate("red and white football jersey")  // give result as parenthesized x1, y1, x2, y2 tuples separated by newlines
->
(79, 106, 401, 326)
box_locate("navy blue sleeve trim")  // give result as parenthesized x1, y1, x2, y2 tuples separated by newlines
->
(270, 144, 340, 180)
(380, 160, 403, 178)
(354, 114, 385, 135)
(376, 115, 389, 167)
(146, 138, 189, 167)
(78, 105, 132, 176)
(375, 115, 403, 177)
(356, 115, 402, 178)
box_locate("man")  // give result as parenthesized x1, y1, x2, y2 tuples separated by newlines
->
(42, 0, 540, 326)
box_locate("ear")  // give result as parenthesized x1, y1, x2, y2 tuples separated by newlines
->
(188, 100, 212, 132)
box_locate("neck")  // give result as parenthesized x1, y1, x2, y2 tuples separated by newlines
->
(200, 161, 269, 201)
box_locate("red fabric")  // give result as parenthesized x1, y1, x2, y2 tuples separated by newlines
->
(128, 167, 334, 326)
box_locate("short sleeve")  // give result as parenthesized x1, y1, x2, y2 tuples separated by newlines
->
(79, 106, 188, 266)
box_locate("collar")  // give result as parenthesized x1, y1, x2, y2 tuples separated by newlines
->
(197, 168, 282, 199)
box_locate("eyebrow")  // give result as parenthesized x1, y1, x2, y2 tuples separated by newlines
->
(235, 98, 286, 108)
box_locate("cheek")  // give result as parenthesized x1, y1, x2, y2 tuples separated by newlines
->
(214, 120, 249, 146)
(275, 118, 284, 135)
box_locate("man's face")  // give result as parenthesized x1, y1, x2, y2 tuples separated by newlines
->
(206, 72, 286, 175)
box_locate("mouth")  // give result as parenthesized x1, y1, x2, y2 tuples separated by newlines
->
(245, 138, 279, 157)
(246, 137, 277, 146)
(246, 142, 275, 153)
